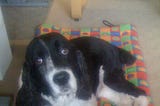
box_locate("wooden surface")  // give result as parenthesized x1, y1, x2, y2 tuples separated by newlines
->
(71, 0, 87, 20)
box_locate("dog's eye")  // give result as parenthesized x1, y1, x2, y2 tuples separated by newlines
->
(35, 58, 43, 64)
(60, 48, 69, 55)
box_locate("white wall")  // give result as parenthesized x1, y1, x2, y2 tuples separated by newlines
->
(0, 7, 12, 80)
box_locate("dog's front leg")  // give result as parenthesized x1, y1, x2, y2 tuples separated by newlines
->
(96, 66, 149, 106)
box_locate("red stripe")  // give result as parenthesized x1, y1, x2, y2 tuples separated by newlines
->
(90, 32, 100, 36)
(136, 60, 145, 67)
(131, 30, 138, 36)
(138, 86, 150, 95)
(137, 72, 147, 80)
(133, 49, 142, 55)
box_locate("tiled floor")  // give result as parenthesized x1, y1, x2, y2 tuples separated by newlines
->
(1, 0, 160, 105)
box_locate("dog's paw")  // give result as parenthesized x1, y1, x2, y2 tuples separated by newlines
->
(117, 95, 134, 106)
(133, 96, 149, 106)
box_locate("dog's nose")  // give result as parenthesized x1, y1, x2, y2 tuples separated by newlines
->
(53, 71, 70, 86)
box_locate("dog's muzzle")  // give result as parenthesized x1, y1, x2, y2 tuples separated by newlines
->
(53, 71, 70, 86)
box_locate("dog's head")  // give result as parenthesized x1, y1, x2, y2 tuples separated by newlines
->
(22, 32, 91, 100)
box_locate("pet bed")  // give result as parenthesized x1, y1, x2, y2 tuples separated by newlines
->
(35, 24, 153, 106)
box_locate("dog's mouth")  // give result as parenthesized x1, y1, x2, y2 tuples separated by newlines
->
(56, 86, 76, 97)
(61, 87, 70, 92)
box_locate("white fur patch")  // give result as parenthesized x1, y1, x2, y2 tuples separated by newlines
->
(18, 69, 23, 90)
(45, 56, 77, 97)
(134, 96, 149, 106)
(41, 94, 97, 106)
(96, 66, 149, 106)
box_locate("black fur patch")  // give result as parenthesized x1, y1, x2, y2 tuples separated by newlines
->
(71, 37, 146, 96)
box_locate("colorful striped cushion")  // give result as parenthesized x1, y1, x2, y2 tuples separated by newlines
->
(36, 24, 153, 106)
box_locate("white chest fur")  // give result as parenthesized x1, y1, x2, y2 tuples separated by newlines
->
(41, 94, 97, 106)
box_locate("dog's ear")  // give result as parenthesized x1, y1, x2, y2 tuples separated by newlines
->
(76, 50, 92, 100)
(16, 62, 32, 103)
(118, 48, 136, 65)
(21, 62, 33, 90)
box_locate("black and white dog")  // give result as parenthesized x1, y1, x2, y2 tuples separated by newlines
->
(16, 32, 148, 106)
